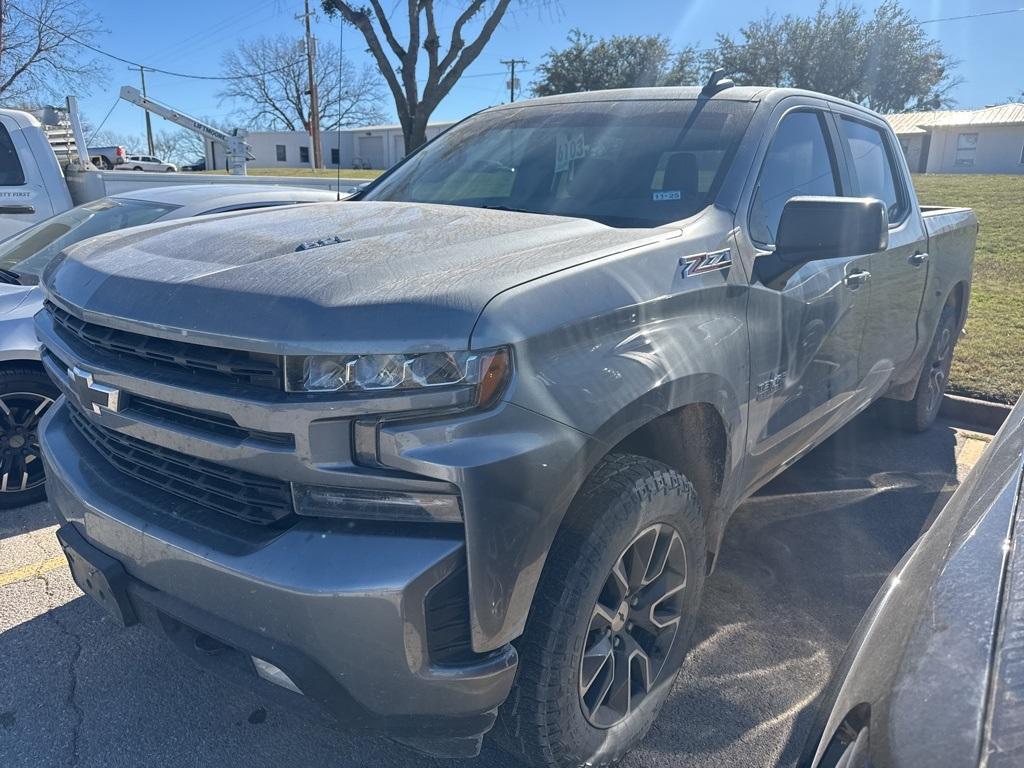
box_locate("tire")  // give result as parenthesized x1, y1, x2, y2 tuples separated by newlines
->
(132, 166, 143, 171)
(894, 302, 959, 433)
(165, 166, 174, 172)
(495, 453, 706, 768)
(0, 366, 59, 509)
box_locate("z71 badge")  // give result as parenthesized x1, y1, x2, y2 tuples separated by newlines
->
(679, 248, 732, 279)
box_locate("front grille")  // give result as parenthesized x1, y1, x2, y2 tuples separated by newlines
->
(47, 302, 282, 390)
(68, 406, 294, 526)
(128, 396, 294, 448)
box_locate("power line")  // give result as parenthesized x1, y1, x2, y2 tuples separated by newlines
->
(6, 1, 303, 81)
(919, 7, 1024, 24)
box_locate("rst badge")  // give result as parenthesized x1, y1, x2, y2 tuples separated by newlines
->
(67, 367, 122, 415)
(680, 248, 732, 279)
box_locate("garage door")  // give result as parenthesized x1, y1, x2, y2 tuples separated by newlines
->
(358, 136, 385, 169)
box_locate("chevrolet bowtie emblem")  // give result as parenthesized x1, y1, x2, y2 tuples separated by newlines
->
(67, 366, 122, 415)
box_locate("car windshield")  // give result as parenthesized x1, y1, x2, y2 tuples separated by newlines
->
(0, 197, 178, 282)
(362, 99, 757, 228)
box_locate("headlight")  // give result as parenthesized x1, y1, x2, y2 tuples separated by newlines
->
(285, 347, 511, 405)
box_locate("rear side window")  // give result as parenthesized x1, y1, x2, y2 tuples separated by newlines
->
(749, 111, 839, 245)
(839, 117, 906, 223)
(0, 123, 26, 186)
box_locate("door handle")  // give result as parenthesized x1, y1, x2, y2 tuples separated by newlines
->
(844, 270, 871, 289)
(908, 251, 928, 266)
(0, 204, 35, 214)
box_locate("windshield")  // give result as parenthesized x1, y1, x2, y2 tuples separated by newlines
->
(363, 99, 756, 228)
(0, 197, 178, 282)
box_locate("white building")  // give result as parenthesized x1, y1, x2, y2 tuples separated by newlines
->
(885, 104, 1024, 174)
(205, 121, 455, 171)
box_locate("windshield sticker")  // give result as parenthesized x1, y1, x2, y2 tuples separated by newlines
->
(555, 131, 587, 173)
(653, 190, 682, 201)
(680, 248, 732, 279)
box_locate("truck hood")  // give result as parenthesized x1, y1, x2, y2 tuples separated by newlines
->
(45, 201, 677, 353)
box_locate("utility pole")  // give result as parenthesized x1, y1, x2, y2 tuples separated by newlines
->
(500, 58, 527, 103)
(297, 0, 322, 168)
(129, 66, 155, 155)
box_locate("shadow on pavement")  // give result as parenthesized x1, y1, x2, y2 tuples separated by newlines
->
(0, 499, 60, 542)
(0, 411, 963, 768)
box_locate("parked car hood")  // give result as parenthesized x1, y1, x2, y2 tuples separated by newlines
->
(44, 201, 678, 353)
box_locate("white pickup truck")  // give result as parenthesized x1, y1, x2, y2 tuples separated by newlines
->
(0, 105, 365, 240)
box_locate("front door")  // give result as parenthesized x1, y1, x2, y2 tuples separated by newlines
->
(0, 114, 53, 240)
(742, 106, 874, 489)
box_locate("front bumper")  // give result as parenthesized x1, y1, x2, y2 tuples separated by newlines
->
(40, 400, 517, 746)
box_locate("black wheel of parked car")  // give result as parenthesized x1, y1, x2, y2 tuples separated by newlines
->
(0, 367, 58, 509)
(495, 453, 706, 768)
(132, 166, 143, 171)
(897, 302, 959, 433)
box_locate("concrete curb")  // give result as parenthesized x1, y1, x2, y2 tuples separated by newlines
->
(941, 393, 1013, 431)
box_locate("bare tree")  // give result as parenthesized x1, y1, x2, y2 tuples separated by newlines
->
(322, 0, 525, 152)
(218, 34, 387, 134)
(0, 0, 107, 103)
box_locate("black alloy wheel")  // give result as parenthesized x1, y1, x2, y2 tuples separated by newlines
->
(579, 522, 687, 728)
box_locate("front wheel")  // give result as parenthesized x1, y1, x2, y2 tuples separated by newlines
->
(496, 454, 706, 768)
(0, 367, 59, 509)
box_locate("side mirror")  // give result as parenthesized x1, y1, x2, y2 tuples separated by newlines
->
(775, 196, 888, 264)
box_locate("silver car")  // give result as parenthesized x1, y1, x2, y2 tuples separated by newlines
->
(0, 183, 338, 507)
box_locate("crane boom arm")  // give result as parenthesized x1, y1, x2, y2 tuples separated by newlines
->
(118, 85, 251, 174)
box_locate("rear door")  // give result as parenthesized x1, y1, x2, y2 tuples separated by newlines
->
(742, 103, 874, 488)
(0, 114, 54, 240)
(832, 108, 928, 385)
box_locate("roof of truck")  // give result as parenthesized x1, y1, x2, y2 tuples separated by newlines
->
(489, 85, 880, 116)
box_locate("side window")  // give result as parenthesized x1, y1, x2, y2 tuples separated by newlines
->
(749, 111, 839, 245)
(840, 116, 906, 222)
(275, 144, 287, 162)
(0, 123, 26, 186)
(299, 146, 310, 164)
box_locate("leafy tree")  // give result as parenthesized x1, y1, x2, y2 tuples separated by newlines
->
(706, 0, 959, 112)
(0, 0, 107, 103)
(532, 29, 701, 96)
(218, 35, 387, 133)
(323, 1, 532, 152)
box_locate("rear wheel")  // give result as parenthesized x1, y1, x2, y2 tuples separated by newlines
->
(496, 454, 706, 767)
(0, 367, 58, 509)
(895, 302, 958, 432)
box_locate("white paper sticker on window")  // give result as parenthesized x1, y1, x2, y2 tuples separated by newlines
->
(555, 132, 587, 173)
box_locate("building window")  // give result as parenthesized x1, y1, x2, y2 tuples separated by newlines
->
(954, 132, 977, 167)
(275, 144, 287, 162)
(331, 148, 340, 166)
(1019, 143, 1024, 164)
(300, 146, 310, 164)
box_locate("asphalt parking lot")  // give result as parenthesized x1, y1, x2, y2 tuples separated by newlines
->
(0, 411, 993, 768)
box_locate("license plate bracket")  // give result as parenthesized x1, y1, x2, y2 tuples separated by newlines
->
(56, 525, 137, 627)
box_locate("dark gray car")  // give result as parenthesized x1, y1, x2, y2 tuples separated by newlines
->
(800, 393, 1024, 768)
(36, 85, 977, 766)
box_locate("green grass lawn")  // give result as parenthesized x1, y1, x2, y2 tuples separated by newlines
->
(912, 174, 1024, 404)
(200, 167, 383, 180)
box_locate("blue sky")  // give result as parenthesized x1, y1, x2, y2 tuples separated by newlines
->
(78, 0, 1024, 144)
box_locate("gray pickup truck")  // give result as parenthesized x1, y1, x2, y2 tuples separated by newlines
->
(36, 83, 976, 767)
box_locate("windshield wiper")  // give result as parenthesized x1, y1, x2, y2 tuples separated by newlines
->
(0, 268, 21, 285)
(479, 204, 542, 215)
